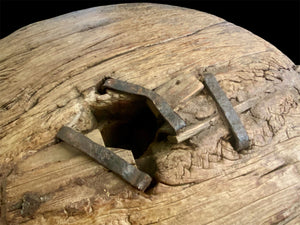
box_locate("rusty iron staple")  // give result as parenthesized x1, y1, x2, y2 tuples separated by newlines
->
(56, 126, 152, 191)
(99, 78, 186, 135)
(203, 73, 250, 151)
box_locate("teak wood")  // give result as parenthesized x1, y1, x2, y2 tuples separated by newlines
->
(0, 3, 300, 225)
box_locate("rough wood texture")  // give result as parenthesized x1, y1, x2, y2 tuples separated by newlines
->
(1, 3, 300, 225)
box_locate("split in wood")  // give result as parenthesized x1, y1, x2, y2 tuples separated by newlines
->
(56, 126, 152, 191)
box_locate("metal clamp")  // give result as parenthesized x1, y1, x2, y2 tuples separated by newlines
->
(203, 73, 250, 151)
(99, 78, 186, 135)
(57, 126, 152, 191)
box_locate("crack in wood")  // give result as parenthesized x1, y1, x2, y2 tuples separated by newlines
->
(260, 163, 289, 178)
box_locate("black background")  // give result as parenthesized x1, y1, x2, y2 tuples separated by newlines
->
(0, 0, 299, 64)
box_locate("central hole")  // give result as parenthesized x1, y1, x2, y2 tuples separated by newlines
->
(92, 93, 160, 159)
(101, 106, 158, 158)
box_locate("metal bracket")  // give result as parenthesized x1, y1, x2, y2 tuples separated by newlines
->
(56, 126, 152, 191)
(203, 73, 250, 151)
(99, 78, 186, 135)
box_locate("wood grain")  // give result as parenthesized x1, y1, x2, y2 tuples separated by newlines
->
(0, 3, 299, 225)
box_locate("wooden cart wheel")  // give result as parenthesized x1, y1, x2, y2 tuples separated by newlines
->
(1, 3, 299, 224)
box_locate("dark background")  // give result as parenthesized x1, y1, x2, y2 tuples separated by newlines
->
(0, 0, 299, 64)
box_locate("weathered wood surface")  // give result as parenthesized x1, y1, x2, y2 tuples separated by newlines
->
(1, 3, 300, 224)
